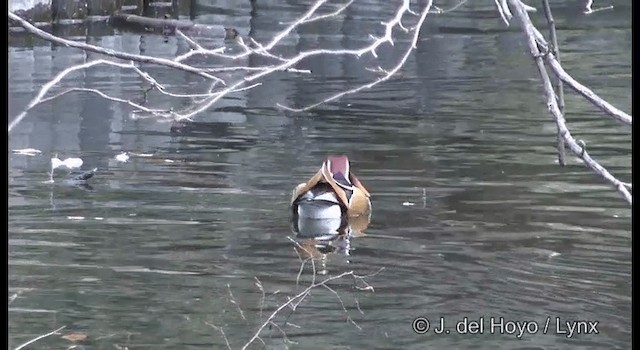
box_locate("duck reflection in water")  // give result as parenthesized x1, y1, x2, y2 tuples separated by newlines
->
(291, 214, 371, 259)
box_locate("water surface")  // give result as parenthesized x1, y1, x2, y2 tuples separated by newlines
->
(8, 1, 631, 349)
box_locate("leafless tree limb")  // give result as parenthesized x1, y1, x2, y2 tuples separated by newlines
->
(304, 0, 354, 23)
(174, 29, 205, 51)
(542, 0, 566, 166)
(240, 270, 375, 350)
(508, 0, 631, 204)
(583, 0, 613, 14)
(8, 289, 32, 305)
(267, 321, 298, 345)
(204, 322, 232, 350)
(171, 0, 436, 120)
(8, 58, 191, 130)
(254, 277, 266, 321)
(8, 12, 223, 82)
(431, 0, 469, 14)
(8, 0, 629, 205)
(42, 88, 170, 114)
(9, 0, 435, 127)
(321, 284, 362, 330)
(545, 57, 632, 126)
(227, 284, 246, 321)
(278, 0, 434, 112)
(13, 325, 66, 350)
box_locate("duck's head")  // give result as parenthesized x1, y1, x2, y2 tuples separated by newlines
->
(318, 155, 370, 208)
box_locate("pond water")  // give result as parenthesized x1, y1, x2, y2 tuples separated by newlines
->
(8, 1, 631, 349)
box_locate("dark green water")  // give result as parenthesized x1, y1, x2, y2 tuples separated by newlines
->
(8, 1, 631, 349)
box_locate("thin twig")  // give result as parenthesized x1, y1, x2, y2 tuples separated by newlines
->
(14, 325, 66, 350)
(545, 56, 632, 126)
(205, 322, 232, 350)
(432, 0, 470, 14)
(175, 29, 204, 51)
(41, 88, 170, 115)
(277, 0, 434, 112)
(10, 1, 434, 123)
(254, 277, 266, 321)
(240, 271, 357, 350)
(321, 284, 362, 330)
(8, 58, 189, 130)
(304, 0, 355, 23)
(227, 283, 246, 321)
(542, 0, 566, 166)
(509, 0, 631, 205)
(584, 0, 614, 14)
(8, 289, 30, 305)
(267, 321, 298, 345)
(8, 12, 223, 83)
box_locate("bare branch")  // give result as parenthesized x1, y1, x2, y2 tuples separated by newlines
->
(267, 321, 298, 345)
(254, 277, 266, 321)
(41, 88, 171, 115)
(431, 0, 469, 14)
(175, 29, 204, 51)
(8, 59, 179, 131)
(545, 57, 632, 126)
(532, 2, 629, 127)
(260, 0, 327, 54)
(509, 0, 631, 205)
(495, 0, 513, 25)
(304, 0, 355, 23)
(14, 326, 66, 350)
(321, 284, 361, 330)
(9, 59, 120, 131)
(542, 0, 566, 166)
(8, 12, 223, 82)
(278, 0, 434, 112)
(10, 0, 434, 124)
(8, 289, 32, 305)
(227, 284, 246, 321)
(8, 293, 19, 305)
(204, 322, 232, 350)
(240, 271, 358, 350)
(584, 0, 614, 14)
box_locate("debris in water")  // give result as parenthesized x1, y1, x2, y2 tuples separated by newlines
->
(12, 148, 42, 156)
(115, 152, 130, 163)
